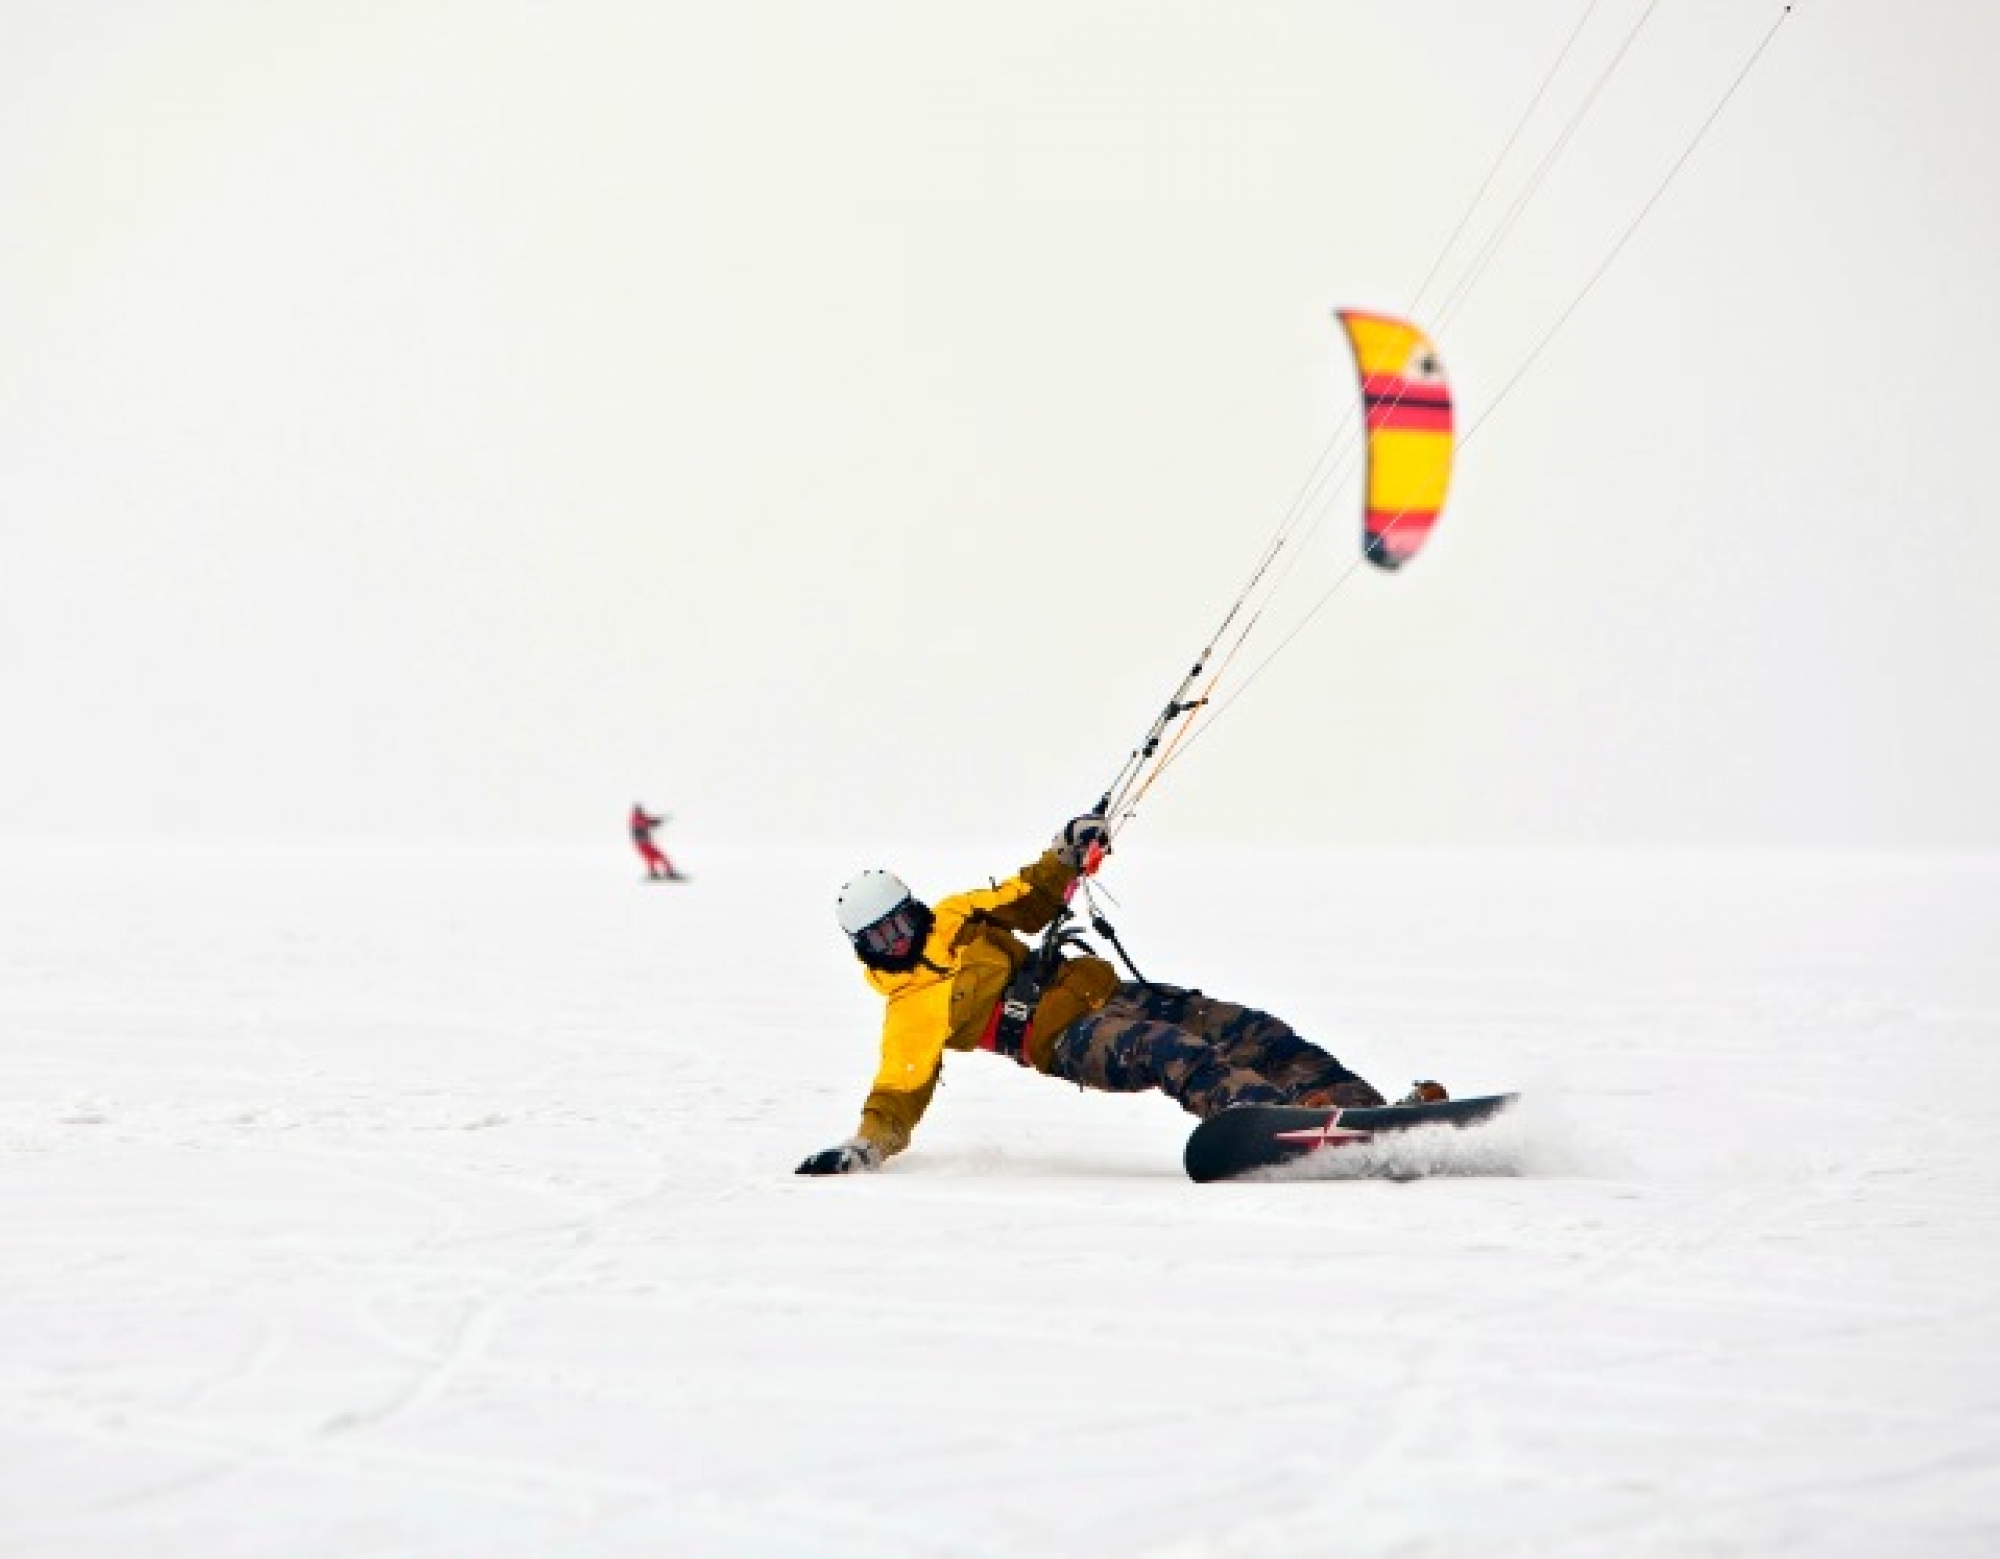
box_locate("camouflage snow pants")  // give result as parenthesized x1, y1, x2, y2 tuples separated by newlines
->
(1045, 982, 1384, 1119)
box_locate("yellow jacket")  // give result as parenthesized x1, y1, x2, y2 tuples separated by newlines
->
(854, 850, 1119, 1158)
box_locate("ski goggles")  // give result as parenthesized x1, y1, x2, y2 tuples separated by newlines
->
(855, 902, 922, 959)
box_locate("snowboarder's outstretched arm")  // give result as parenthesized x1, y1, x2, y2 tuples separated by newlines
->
(933, 849, 1078, 937)
(795, 1001, 945, 1174)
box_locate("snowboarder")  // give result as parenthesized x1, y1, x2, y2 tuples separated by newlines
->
(629, 804, 682, 881)
(797, 813, 1436, 1175)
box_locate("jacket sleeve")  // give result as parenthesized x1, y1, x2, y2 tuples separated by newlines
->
(851, 963, 954, 1159)
(855, 1065, 940, 1160)
(935, 851, 1077, 937)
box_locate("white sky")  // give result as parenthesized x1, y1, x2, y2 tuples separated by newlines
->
(4, 0, 1997, 851)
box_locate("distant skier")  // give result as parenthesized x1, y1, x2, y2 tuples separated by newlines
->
(629, 804, 683, 882)
(797, 813, 1443, 1175)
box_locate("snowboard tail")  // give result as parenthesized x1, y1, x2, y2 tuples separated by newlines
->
(1184, 1093, 1521, 1183)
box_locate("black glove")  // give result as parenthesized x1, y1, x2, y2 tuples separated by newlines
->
(1052, 812, 1109, 869)
(795, 1139, 884, 1176)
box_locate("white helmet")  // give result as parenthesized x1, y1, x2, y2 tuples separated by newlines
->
(836, 869, 913, 936)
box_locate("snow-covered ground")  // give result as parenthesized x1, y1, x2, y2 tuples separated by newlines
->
(2, 839, 1996, 1557)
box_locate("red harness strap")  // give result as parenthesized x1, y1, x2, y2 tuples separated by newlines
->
(978, 997, 1035, 1065)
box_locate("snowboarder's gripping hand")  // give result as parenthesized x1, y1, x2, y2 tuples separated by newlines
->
(795, 1138, 884, 1176)
(1052, 812, 1109, 870)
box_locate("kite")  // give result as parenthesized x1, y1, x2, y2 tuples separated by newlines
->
(1335, 309, 1455, 569)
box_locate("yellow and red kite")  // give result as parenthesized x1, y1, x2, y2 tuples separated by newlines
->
(1335, 310, 1455, 570)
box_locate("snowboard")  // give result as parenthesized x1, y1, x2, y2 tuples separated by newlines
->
(1183, 1093, 1521, 1182)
